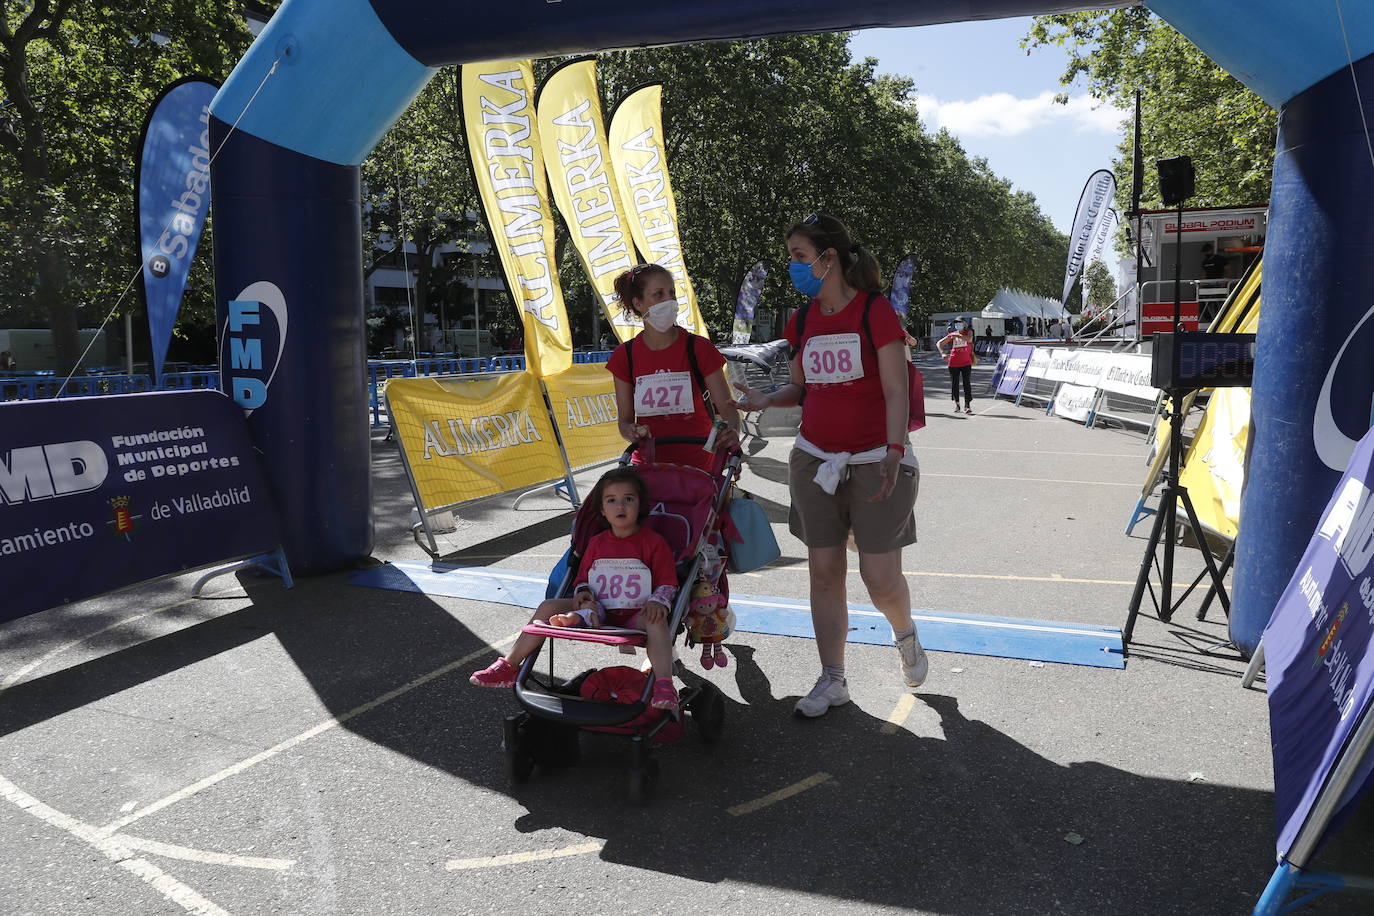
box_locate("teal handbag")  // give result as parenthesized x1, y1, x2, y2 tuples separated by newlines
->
(726, 491, 781, 573)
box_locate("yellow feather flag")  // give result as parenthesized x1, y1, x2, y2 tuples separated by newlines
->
(608, 84, 707, 336)
(461, 60, 571, 377)
(537, 58, 642, 343)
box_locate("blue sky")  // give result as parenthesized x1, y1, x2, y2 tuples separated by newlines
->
(849, 18, 1127, 235)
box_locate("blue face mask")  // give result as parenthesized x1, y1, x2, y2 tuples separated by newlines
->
(789, 256, 829, 298)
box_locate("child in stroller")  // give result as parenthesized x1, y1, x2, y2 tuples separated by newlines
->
(470, 467, 682, 711)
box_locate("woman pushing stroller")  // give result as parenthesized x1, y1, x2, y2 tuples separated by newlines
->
(470, 468, 683, 712)
(607, 262, 741, 669)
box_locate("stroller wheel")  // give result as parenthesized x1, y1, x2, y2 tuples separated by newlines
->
(690, 684, 726, 745)
(503, 715, 535, 785)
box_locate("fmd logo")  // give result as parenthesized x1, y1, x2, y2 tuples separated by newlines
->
(220, 281, 288, 414)
(1314, 301, 1374, 471)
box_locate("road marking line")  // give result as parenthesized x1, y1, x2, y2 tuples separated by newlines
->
(446, 840, 605, 870)
(917, 446, 1138, 458)
(427, 567, 548, 585)
(0, 774, 230, 916)
(0, 585, 239, 695)
(118, 834, 295, 870)
(730, 599, 1114, 639)
(922, 472, 1136, 487)
(727, 772, 831, 816)
(98, 632, 520, 836)
(756, 565, 1191, 588)
(880, 694, 916, 734)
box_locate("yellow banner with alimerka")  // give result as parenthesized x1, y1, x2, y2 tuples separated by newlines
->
(608, 84, 707, 336)
(538, 58, 641, 343)
(543, 363, 624, 470)
(462, 59, 571, 377)
(387, 374, 565, 510)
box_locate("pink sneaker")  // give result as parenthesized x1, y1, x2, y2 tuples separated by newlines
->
(711, 644, 729, 669)
(699, 645, 715, 669)
(649, 677, 679, 712)
(469, 657, 516, 688)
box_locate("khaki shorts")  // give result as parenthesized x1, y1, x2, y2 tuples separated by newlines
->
(788, 448, 918, 554)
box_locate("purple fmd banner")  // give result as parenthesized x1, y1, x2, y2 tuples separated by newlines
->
(889, 253, 918, 319)
(138, 77, 219, 382)
(995, 344, 1035, 397)
(731, 261, 767, 345)
(1265, 426, 1374, 858)
(0, 390, 280, 624)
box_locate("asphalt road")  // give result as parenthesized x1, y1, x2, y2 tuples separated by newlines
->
(3, 354, 1371, 915)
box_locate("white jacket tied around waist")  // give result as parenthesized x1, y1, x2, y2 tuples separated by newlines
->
(794, 434, 919, 496)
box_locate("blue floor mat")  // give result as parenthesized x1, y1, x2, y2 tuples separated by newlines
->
(349, 562, 1124, 669)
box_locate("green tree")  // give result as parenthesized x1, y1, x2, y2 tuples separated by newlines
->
(360, 68, 482, 354)
(0, 1, 272, 371)
(1026, 9, 1277, 218)
(1082, 259, 1117, 312)
(595, 35, 1067, 336)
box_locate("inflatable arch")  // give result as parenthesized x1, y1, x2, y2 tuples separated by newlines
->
(210, 0, 1374, 654)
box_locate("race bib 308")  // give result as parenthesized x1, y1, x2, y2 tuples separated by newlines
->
(803, 333, 864, 385)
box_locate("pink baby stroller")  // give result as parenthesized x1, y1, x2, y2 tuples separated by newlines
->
(505, 437, 741, 803)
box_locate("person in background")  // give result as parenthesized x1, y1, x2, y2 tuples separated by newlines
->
(937, 319, 975, 415)
(732, 212, 927, 718)
(0, 351, 15, 372)
(1201, 242, 1232, 280)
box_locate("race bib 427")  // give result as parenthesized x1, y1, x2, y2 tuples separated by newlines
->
(635, 371, 692, 417)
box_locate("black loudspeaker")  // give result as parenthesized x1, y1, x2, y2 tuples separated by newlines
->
(1156, 155, 1195, 207)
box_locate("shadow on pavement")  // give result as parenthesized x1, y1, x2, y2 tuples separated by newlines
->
(8, 569, 1373, 914)
(505, 645, 1281, 914)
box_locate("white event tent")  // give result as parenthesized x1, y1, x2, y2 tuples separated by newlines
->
(982, 288, 1070, 323)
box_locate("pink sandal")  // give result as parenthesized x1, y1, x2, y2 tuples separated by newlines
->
(469, 657, 516, 688)
(649, 677, 679, 712)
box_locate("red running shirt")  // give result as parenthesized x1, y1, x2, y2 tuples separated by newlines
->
(784, 292, 906, 453)
(607, 331, 726, 470)
(575, 527, 679, 623)
(940, 331, 974, 368)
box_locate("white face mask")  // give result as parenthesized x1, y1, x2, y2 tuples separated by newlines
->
(644, 299, 678, 332)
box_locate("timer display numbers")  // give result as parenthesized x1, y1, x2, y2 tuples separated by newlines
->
(1150, 332, 1257, 390)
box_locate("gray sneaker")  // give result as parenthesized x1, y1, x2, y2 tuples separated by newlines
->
(795, 675, 851, 718)
(896, 631, 929, 688)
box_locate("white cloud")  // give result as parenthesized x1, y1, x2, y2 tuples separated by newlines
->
(916, 92, 1127, 138)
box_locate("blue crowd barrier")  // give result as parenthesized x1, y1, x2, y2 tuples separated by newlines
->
(0, 370, 221, 402)
(2, 354, 620, 433)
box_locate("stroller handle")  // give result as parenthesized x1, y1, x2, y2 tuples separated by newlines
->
(621, 436, 742, 480)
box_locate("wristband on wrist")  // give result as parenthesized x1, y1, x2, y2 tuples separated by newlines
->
(886, 443, 905, 455)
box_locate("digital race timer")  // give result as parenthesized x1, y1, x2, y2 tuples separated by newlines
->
(1150, 332, 1257, 390)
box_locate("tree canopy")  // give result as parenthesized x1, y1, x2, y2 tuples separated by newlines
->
(593, 36, 1067, 338)
(0, 1, 272, 370)
(2, 15, 1070, 367)
(1026, 9, 1277, 218)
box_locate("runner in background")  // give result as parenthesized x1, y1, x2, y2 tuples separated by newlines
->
(607, 263, 740, 471)
(937, 319, 975, 415)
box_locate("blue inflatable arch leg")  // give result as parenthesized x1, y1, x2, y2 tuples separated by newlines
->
(1230, 52, 1374, 656)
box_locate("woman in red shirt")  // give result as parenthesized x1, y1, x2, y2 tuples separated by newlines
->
(732, 214, 927, 718)
(606, 263, 740, 470)
(937, 319, 976, 414)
